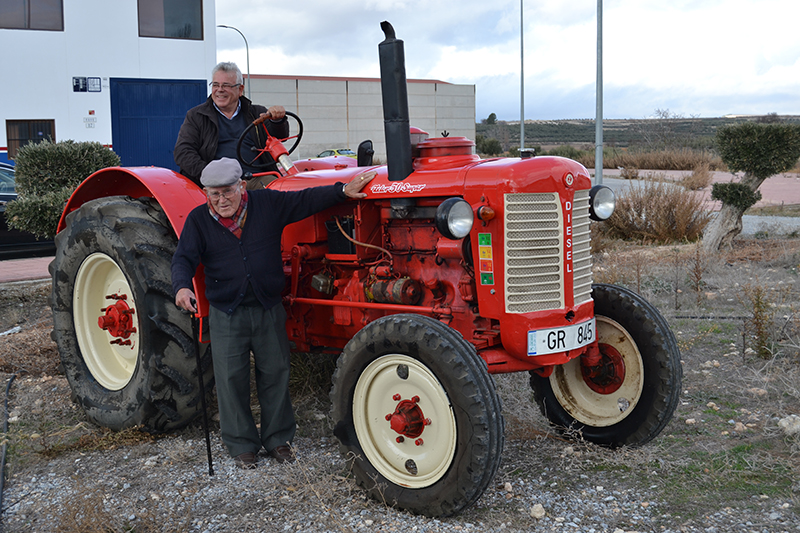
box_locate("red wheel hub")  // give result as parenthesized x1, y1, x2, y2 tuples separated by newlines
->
(580, 343, 625, 394)
(98, 294, 137, 340)
(385, 395, 432, 443)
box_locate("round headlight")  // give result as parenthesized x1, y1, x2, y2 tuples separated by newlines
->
(589, 185, 615, 221)
(435, 198, 474, 240)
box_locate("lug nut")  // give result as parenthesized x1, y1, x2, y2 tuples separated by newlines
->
(415, 439, 423, 446)
(393, 394, 401, 401)
(396, 436, 404, 443)
(411, 396, 420, 403)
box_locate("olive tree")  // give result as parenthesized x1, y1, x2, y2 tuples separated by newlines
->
(702, 122, 800, 251)
(6, 140, 119, 238)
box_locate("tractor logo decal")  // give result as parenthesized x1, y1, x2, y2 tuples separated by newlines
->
(370, 182, 427, 194)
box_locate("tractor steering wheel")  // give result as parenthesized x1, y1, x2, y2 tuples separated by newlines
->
(236, 111, 304, 170)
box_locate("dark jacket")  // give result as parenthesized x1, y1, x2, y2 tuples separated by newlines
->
(174, 95, 288, 185)
(171, 183, 347, 314)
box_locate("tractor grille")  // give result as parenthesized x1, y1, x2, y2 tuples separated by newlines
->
(504, 190, 593, 313)
(572, 189, 593, 306)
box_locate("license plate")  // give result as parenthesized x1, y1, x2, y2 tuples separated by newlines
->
(527, 318, 595, 356)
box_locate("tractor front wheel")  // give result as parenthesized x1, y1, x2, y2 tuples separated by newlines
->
(331, 314, 503, 517)
(530, 283, 681, 447)
(50, 196, 213, 432)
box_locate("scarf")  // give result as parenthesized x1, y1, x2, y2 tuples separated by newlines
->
(208, 190, 248, 239)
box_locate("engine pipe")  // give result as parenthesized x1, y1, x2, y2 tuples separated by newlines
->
(379, 21, 413, 183)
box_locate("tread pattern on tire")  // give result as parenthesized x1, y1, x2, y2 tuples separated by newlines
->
(50, 196, 213, 432)
(530, 283, 682, 447)
(330, 314, 504, 517)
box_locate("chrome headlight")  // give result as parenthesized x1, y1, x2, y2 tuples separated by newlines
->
(589, 185, 615, 221)
(435, 198, 474, 240)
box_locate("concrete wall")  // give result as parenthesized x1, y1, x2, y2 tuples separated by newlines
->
(0, 0, 217, 162)
(249, 75, 476, 161)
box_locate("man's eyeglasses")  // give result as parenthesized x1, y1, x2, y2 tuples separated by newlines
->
(206, 186, 240, 201)
(209, 82, 241, 91)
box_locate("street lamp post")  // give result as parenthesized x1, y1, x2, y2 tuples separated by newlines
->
(217, 24, 251, 100)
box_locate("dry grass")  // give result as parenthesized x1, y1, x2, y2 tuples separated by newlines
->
(56, 480, 193, 533)
(599, 179, 712, 243)
(681, 162, 714, 190)
(577, 148, 725, 171)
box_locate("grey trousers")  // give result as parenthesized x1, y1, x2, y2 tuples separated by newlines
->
(208, 302, 296, 458)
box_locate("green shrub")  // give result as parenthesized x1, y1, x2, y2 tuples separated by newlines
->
(546, 145, 584, 160)
(711, 182, 762, 211)
(477, 136, 503, 156)
(716, 122, 800, 180)
(7, 140, 119, 238)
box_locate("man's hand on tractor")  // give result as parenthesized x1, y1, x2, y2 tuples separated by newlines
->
(176, 287, 198, 314)
(258, 105, 286, 122)
(344, 170, 378, 199)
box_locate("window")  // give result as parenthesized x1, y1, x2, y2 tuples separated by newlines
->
(138, 0, 202, 40)
(6, 120, 55, 159)
(0, 0, 63, 31)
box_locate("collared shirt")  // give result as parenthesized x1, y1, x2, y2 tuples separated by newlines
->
(213, 100, 241, 120)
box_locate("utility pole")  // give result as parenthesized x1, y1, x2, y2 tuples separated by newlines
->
(217, 24, 251, 100)
(520, 0, 525, 151)
(595, 0, 603, 184)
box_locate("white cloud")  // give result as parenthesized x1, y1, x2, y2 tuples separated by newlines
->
(215, 0, 800, 119)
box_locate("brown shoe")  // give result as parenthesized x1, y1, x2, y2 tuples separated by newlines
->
(268, 445, 295, 464)
(234, 451, 257, 470)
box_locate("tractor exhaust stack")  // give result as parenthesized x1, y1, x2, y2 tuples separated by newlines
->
(379, 21, 413, 183)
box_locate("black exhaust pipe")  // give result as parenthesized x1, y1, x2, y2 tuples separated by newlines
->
(379, 21, 413, 183)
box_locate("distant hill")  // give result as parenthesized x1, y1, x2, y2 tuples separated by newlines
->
(476, 115, 800, 152)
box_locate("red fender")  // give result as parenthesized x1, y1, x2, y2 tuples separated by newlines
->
(58, 166, 211, 320)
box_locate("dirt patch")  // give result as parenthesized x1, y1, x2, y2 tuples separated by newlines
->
(0, 240, 799, 532)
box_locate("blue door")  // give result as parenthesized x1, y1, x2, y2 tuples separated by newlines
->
(110, 78, 207, 170)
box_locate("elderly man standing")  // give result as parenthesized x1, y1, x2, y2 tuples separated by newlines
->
(172, 157, 376, 468)
(174, 61, 287, 187)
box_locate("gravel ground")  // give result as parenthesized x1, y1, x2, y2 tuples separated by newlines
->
(2, 239, 800, 533)
(1, 372, 798, 533)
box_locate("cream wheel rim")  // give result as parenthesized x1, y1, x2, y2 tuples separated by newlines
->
(550, 315, 644, 427)
(73, 252, 139, 390)
(352, 354, 457, 488)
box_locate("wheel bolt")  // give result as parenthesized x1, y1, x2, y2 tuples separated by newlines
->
(424, 418, 432, 426)
(415, 439, 423, 446)
(385, 414, 392, 421)
(411, 395, 420, 403)
(392, 393, 401, 401)
(396, 436, 404, 443)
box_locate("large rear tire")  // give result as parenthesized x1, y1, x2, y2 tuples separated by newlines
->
(530, 283, 681, 447)
(331, 314, 504, 517)
(50, 196, 213, 432)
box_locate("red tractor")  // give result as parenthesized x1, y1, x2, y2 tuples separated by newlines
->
(50, 23, 681, 517)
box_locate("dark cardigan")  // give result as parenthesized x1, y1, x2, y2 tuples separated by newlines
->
(172, 183, 346, 314)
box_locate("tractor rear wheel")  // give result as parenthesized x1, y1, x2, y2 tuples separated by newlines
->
(331, 314, 503, 517)
(50, 196, 213, 432)
(530, 283, 681, 447)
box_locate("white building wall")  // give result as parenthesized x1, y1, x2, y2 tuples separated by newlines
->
(249, 75, 476, 161)
(0, 0, 216, 160)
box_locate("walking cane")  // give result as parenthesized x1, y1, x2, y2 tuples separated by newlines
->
(191, 298, 214, 476)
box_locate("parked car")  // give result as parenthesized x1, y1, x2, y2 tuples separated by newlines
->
(0, 163, 56, 259)
(316, 148, 356, 158)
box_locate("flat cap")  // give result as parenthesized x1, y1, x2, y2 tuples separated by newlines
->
(200, 158, 242, 188)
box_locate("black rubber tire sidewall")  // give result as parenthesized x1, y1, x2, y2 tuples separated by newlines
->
(531, 283, 682, 447)
(330, 314, 504, 517)
(50, 196, 213, 432)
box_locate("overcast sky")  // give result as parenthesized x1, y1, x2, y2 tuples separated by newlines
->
(214, 0, 800, 121)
